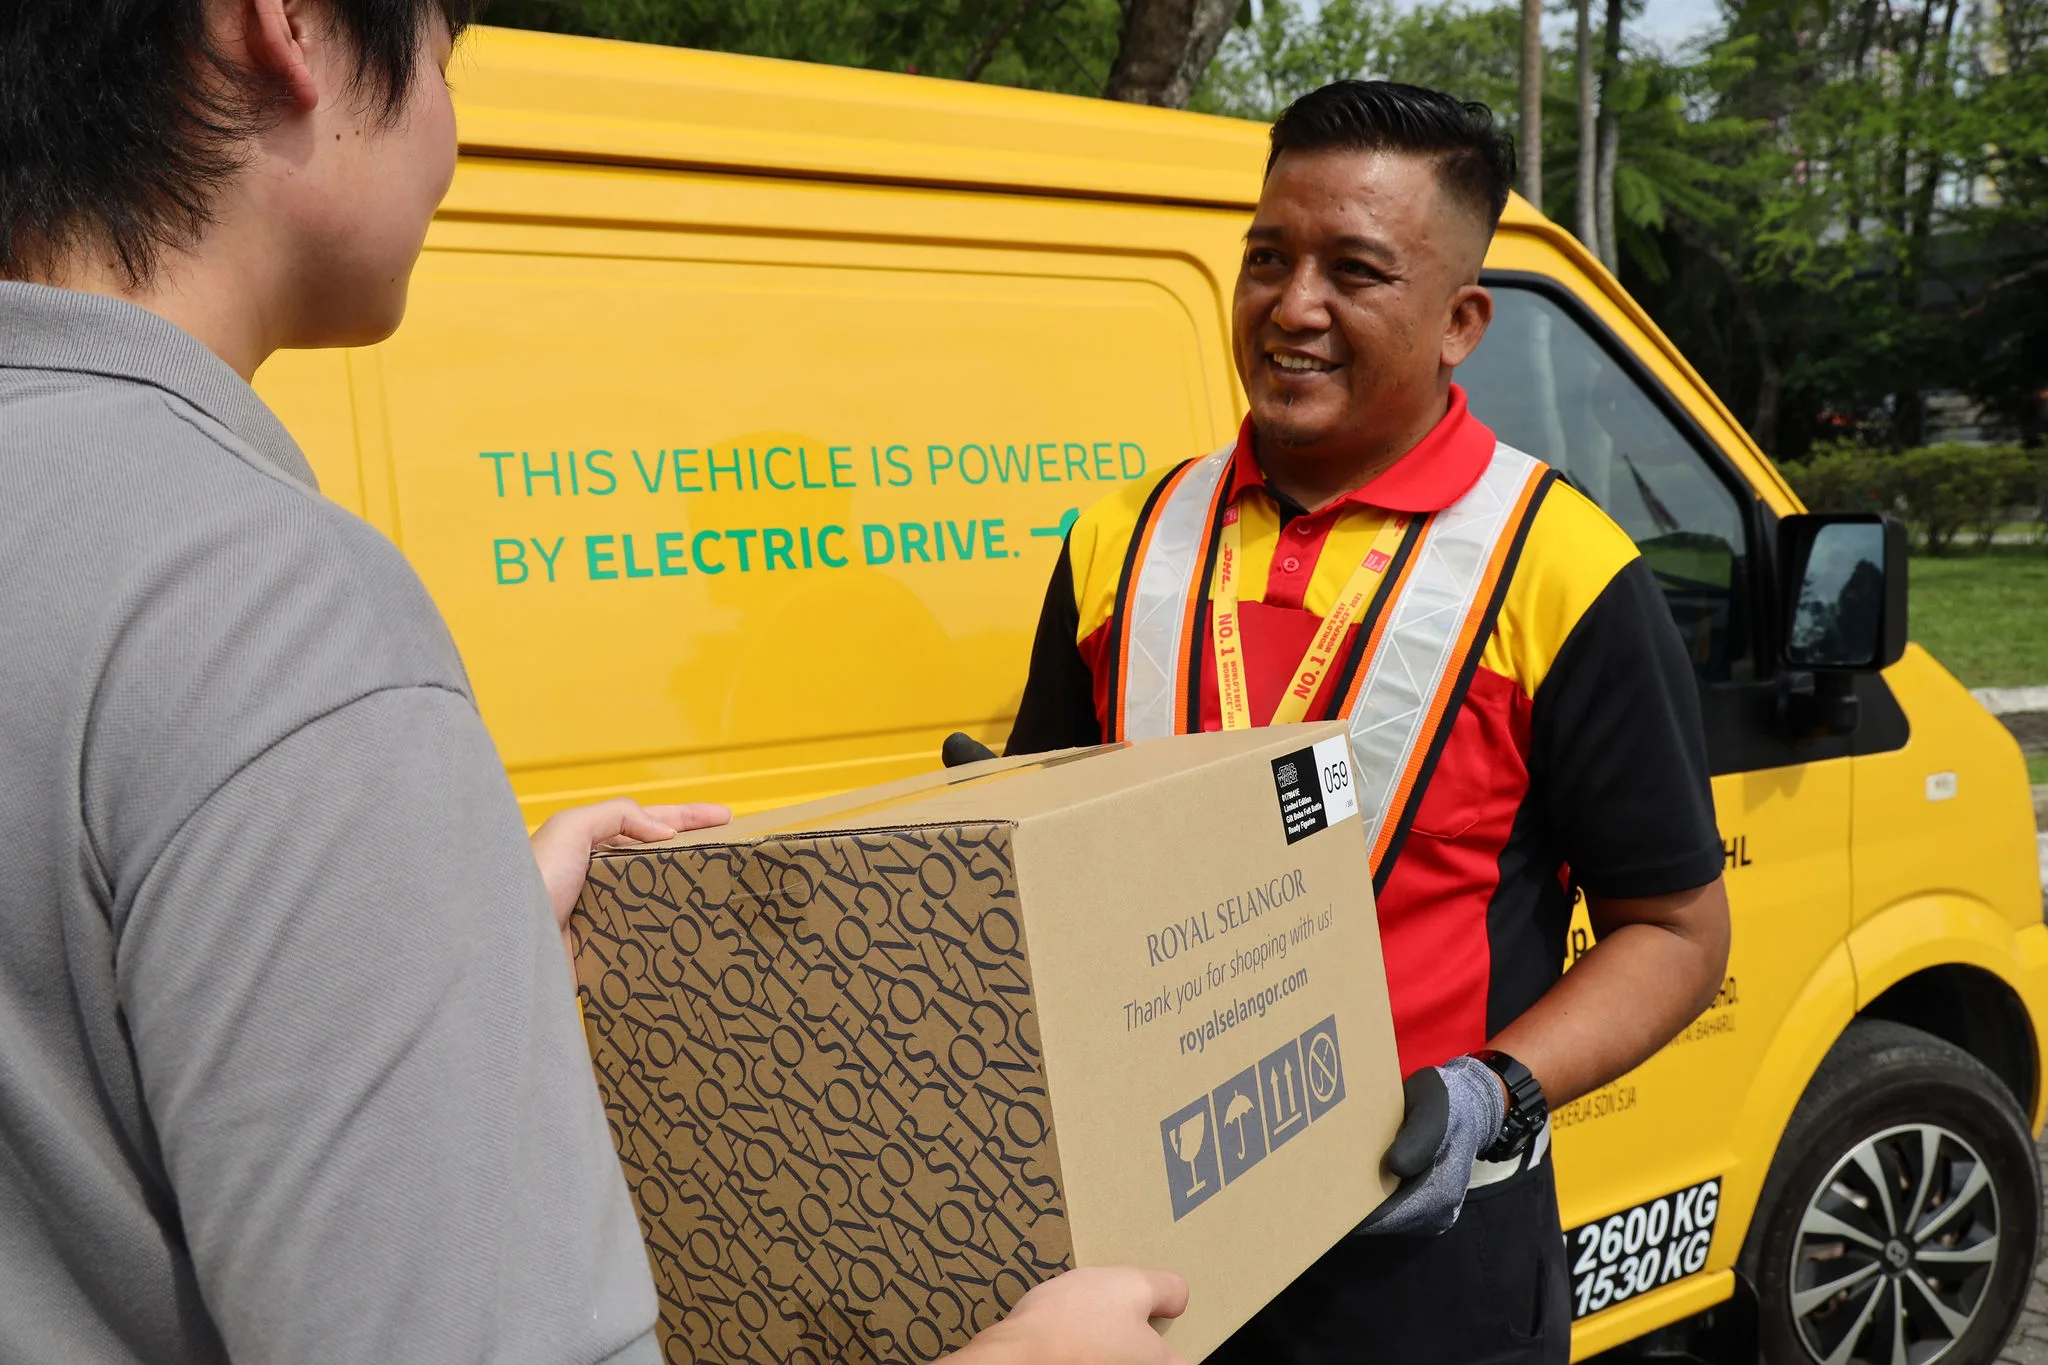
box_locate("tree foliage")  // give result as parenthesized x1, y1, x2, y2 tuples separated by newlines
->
(483, 0, 1126, 96)
(1192, 0, 1521, 119)
(1630, 0, 2048, 454)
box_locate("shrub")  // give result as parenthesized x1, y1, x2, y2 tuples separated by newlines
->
(1786, 442, 2040, 555)
(1786, 443, 1895, 517)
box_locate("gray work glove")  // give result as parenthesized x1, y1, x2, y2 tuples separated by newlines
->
(942, 732, 999, 767)
(1355, 1055, 1506, 1236)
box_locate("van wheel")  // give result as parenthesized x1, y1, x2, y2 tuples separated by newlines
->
(1747, 1020, 2040, 1365)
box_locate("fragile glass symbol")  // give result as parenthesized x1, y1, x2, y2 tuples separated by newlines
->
(1223, 1091, 1255, 1158)
(1170, 1111, 1210, 1198)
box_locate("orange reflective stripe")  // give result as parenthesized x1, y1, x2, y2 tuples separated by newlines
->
(1366, 462, 1549, 874)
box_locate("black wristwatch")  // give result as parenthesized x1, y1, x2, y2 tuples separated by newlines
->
(1472, 1049, 1548, 1163)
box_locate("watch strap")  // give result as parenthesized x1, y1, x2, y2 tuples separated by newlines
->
(1472, 1049, 1548, 1163)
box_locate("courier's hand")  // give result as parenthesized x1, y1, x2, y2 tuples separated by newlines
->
(941, 1266, 1190, 1365)
(530, 799, 730, 961)
(1356, 1056, 1506, 1237)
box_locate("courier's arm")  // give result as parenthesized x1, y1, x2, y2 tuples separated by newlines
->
(1488, 879, 1729, 1106)
(1364, 560, 1729, 1235)
(940, 1267, 1190, 1365)
(1494, 557, 1731, 1106)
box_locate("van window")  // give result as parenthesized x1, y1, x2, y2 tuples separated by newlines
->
(1461, 286, 1754, 684)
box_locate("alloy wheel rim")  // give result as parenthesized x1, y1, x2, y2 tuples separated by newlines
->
(1790, 1122, 2002, 1365)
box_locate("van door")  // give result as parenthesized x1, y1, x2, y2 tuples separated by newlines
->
(1460, 271, 1854, 1336)
(323, 156, 1243, 822)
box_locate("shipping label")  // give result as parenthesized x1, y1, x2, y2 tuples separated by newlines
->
(1271, 735, 1361, 845)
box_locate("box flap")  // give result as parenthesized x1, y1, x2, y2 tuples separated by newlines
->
(614, 725, 1346, 855)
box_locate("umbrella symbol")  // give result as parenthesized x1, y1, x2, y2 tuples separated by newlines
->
(1223, 1091, 1256, 1159)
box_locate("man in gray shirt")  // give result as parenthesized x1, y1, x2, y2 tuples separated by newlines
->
(0, 0, 1189, 1360)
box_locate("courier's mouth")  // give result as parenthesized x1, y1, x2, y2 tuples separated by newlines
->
(1267, 349, 1341, 375)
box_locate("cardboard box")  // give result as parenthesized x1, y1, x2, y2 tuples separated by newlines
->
(573, 721, 1401, 1363)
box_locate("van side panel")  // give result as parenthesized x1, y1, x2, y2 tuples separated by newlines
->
(1851, 647, 2039, 933)
(266, 157, 1246, 822)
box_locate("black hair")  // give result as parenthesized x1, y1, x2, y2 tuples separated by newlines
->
(1, 0, 474, 284)
(1266, 80, 1517, 233)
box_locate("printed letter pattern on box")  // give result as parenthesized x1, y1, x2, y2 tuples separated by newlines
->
(576, 824, 1072, 1364)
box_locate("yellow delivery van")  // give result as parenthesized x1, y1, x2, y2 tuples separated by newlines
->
(254, 26, 2048, 1363)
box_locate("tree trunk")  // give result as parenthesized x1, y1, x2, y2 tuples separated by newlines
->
(1102, 0, 1241, 109)
(1692, 229, 1782, 454)
(1594, 0, 1623, 272)
(1596, 119, 1619, 272)
(1575, 0, 1599, 256)
(1518, 0, 1543, 209)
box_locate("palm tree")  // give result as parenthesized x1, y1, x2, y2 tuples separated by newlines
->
(1520, 0, 1545, 207)
(1544, 47, 1754, 282)
(1595, 0, 1625, 270)
(1576, 0, 1600, 255)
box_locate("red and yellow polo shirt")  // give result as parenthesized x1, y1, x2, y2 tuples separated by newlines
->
(1007, 386, 1723, 1076)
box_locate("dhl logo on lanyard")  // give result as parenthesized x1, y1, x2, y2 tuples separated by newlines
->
(1208, 504, 1411, 731)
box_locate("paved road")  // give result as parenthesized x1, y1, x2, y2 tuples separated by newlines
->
(1999, 793, 2048, 1363)
(1995, 1132, 2048, 1365)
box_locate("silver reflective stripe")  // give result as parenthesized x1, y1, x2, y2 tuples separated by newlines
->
(1347, 443, 1542, 857)
(1120, 445, 1232, 740)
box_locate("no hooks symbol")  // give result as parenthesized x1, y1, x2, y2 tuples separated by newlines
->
(1307, 1033, 1340, 1104)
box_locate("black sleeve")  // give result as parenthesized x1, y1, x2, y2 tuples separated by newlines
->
(1005, 540, 1103, 756)
(1527, 557, 1725, 899)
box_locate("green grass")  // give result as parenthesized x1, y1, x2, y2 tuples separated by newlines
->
(2030, 754, 2048, 786)
(1908, 547, 2048, 689)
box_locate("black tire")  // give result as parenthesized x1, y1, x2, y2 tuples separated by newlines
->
(1743, 1019, 2041, 1365)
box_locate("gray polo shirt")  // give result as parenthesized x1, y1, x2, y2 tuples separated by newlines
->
(0, 283, 658, 1363)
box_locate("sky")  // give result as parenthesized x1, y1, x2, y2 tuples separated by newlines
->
(1615, 0, 1727, 51)
(1312, 0, 1731, 54)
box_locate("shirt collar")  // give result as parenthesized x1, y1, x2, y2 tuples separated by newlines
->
(1225, 383, 1497, 516)
(0, 281, 317, 490)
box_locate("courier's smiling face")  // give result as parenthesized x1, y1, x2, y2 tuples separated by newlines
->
(1231, 148, 1488, 467)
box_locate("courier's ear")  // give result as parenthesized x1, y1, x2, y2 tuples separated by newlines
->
(1441, 284, 1493, 370)
(240, 0, 322, 113)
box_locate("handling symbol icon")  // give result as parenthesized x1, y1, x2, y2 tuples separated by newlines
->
(1170, 1111, 1209, 1199)
(1159, 1096, 1223, 1219)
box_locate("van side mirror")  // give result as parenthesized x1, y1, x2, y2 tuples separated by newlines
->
(1780, 514, 1908, 673)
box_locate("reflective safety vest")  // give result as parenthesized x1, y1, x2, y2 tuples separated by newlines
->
(1101, 439, 1557, 887)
